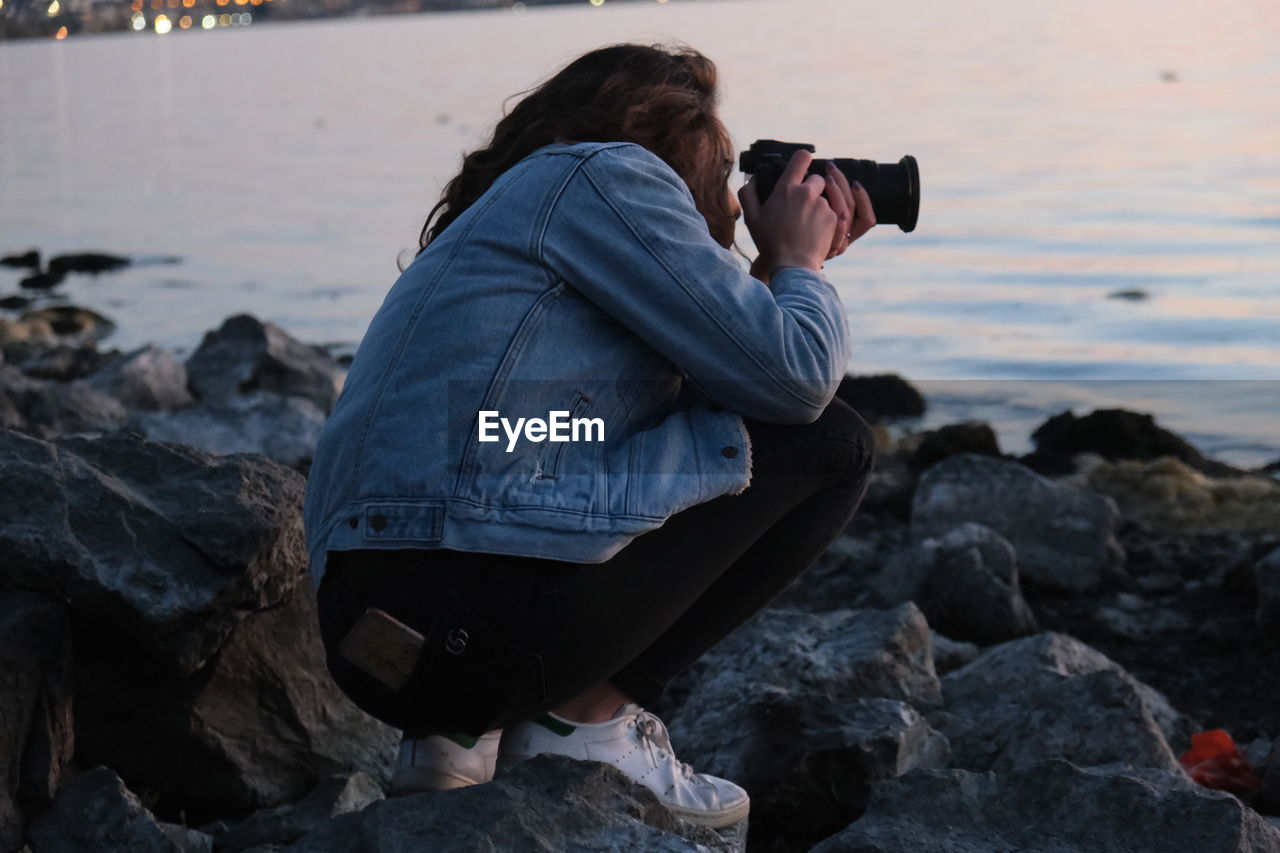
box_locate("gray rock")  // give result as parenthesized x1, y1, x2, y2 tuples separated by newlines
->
(18, 343, 120, 381)
(212, 772, 384, 851)
(657, 605, 943, 851)
(936, 633, 1191, 773)
(811, 759, 1280, 853)
(1256, 546, 1280, 632)
(912, 454, 1125, 593)
(774, 517, 913, 613)
(870, 522, 1038, 644)
(129, 391, 326, 471)
(84, 344, 194, 411)
(0, 427, 305, 675)
(282, 754, 736, 853)
(26, 766, 181, 853)
(73, 579, 398, 818)
(185, 314, 344, 414)
(0, 592, 74, 852)
(930, 632, 979, 675)
(158, 823, 215, 853)
(0, 364, 128, 438)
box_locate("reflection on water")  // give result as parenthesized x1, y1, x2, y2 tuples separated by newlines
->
(0, 0, 1277, 461)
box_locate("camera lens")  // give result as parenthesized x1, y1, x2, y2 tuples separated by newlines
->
(828, 155, 919, 233)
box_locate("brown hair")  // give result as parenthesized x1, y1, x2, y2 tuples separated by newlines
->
(413, 43, 737, 258)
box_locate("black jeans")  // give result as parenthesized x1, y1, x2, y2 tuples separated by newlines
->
(316, 396, 875, 738)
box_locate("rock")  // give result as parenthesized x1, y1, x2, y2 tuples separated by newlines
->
(72, 580, 399, 820)
(185, 314, 344, 414)
(835, 374, 926, 422)
(1092, 592, 1193, 641)
(773, 514, 912, 612)
(1108, 288, 1149, 300)
(0, 592, 74, 853)
(211, 772, 384, 851)
(0, 249, 40, 269)
(26, 766, 183, 853)
(19, 270, 65, 290)
(1087, 456, 1280, 537)
(657, 605, 942, 851)
(84, 344, 194, 411)
(811, 759, 1280, 853)
(869, 522, 1039, 644)
(19, 305, 116, 346)
(912, 454, 1125, 593)
(936, 632, 1191, 773)
(1032, 408, 1242, 478)
(0, 427, 306, 675)
(1256, 547, 1280, 632)
(47, 251, 130, 275)
(0, 315, 58, 357)
(0, 364, 128, 438)
(129, 391, 326, 471)
(282, 754, 735, 853)
(911, 422, 1001, 472)
(159, 823, 215, 853)
(0, 294, 33, 311)
(18, 343, 121, 381)
(930, 632, 979, 674)
(858, 454, 916, 518)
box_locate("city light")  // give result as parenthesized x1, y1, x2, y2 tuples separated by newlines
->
(153, 12, 170, 31)
(131, 10, 145, 27)
(201, 12, 213, 25)
(46, 0, 59, 15)
(589, 0, 603, 5)
(54, 24, 67, 37)
(178, 13, 190, 25)
(217, 12, 229, 24)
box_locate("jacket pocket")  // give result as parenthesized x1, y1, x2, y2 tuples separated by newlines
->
(532, 390, 593, 482)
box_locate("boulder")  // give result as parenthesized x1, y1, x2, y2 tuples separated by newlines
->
(18, 343, 120, 381)
(0, 592, 74, 852)
(658, 605, 943, 851)
(1087, 456, 1280, 537)
(911, 422, 1001, 472)
(26, 766, 193, 853)
(209, 772, 384, 851)
(930, 632, 979, 675)
(84, 344, 194, 411)
(71, 579, 399, 820)
(47, 252, 130, 275)
(935, 633, 1191, 773)
(0, 249, 40, 269)
(129, 391, 326, 471)
(835, 374, 926, 422)
(774, 515, 912, 613)
(19, 305, 116, 347)
(811, 759, 1280, 853)
(0, 364, 128, 437)
(0, 427, 306, 675)
(1256, 547, 1280, 632)
(1032, 408, 1242, 478)
(869, 522, 1038, 644)
(185, 314, 344, 414)
(282, 754, 736, 853)
(912, 454, 1125, 593)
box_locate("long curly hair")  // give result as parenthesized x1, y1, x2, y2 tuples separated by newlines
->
(412, 43, 738, 258)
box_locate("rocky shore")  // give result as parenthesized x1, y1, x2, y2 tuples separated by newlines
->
(2, 291, 1279, 852)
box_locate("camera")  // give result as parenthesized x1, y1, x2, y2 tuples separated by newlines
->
(739, 139, 920, 233)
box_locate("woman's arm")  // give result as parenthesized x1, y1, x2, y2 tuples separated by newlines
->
(538, 144, 851, 425)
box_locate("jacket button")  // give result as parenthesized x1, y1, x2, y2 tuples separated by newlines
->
(708, 403, 723, 412)
(721, 445, 739, 458)
(370, 513, 388, 531)
(348, 516, 358, 529)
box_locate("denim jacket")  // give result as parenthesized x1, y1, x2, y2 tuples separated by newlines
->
(303, 141, 851, 591)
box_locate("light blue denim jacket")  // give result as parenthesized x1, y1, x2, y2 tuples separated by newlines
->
(303, 141, 851, 591)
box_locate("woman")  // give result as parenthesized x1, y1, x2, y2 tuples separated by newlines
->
(302, 43, 876, 830)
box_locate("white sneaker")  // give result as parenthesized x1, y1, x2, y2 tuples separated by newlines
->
(495, 702, 749, 829)
(389, 730, 502, 794)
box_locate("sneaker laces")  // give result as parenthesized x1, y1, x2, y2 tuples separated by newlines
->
(633, 710, 702, 784)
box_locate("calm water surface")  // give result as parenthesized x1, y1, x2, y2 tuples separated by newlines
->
(2, 0, 1278, 463)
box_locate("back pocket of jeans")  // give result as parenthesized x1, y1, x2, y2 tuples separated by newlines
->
(398, 585, 548, 735)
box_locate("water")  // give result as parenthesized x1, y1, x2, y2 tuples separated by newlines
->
(2, 0, 1278, 465)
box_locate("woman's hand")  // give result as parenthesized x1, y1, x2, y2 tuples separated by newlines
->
(740, 150, 877, 281)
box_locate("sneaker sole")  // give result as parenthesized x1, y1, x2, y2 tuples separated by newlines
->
(498, 752, 749, 829)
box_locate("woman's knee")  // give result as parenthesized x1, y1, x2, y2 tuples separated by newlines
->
(815, 395, 877, 478)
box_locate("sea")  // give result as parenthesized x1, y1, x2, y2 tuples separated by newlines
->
(1, 0, 1278, 466)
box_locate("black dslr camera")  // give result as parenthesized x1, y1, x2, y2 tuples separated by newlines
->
(739, 139, 920, 233)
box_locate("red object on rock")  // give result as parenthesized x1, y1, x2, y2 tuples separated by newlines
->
(1179, 729, 1263, 795)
